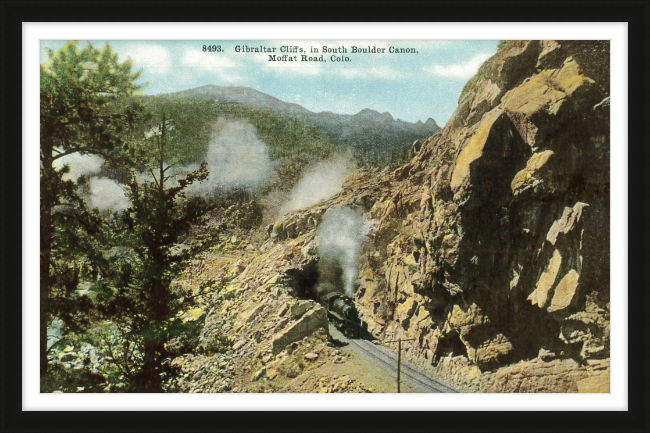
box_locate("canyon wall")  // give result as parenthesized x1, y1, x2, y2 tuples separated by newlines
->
(354, 40, 610, 391)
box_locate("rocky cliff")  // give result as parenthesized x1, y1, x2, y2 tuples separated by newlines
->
(353, 40, 611, 392)
(178, 40, 610, 393)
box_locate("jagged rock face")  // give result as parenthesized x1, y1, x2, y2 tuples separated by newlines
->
(357, 40, 610, 381)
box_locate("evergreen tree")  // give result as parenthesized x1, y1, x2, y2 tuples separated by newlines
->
(40, 41, 142, 376)
(101, 114, 209, 391)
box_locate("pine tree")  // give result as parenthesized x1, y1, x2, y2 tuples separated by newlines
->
(101, 114, 209, 391)
(40, 41, 142, 377)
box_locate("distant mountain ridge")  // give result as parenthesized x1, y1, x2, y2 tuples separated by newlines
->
(177, 85, 312, 117)
(175, 85, 438, 127)
(171, 85, 440, 162)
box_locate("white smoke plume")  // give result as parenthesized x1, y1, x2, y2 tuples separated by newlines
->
(53, 152, 130, 214)
(188, 118, 273, 196)
(86, 177, 131, 214)
(316, 206, 368, 296)
(53, 152, 104, 182)
(280, 157, 354, 215)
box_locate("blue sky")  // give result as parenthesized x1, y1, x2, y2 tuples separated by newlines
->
(41, 40, 498, 124)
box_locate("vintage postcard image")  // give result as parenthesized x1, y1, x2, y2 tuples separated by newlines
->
(40, 39, 610, 393)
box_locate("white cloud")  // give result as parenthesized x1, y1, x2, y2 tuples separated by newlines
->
(425, 52, 492, 79)
(121, 43, 172, 74)
(180, 48, 244, 82)
(338, 66, 404, 80)
(181, 48, 240, 69)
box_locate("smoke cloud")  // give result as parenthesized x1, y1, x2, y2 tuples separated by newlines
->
(53, 152, 104, 182)
(316, 206, 368, 296)
(280, 157, 353, 214)
(188, 118, 273, 196)
(86, 177, 131, 214)
(53, 152, 130, 214)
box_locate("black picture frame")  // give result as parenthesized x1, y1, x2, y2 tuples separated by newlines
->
(2, 1, 649, 432)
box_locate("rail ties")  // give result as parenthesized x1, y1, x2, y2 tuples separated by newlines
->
(367, 341, 458, 393)
(349, 339, 457, 393)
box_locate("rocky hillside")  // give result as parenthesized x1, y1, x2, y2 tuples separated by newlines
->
(176, 40, 610, 393)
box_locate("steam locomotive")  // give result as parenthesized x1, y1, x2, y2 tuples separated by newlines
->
(320, 292, 366, 338)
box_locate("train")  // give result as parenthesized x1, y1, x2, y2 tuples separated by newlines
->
(320, 292, 367, 338)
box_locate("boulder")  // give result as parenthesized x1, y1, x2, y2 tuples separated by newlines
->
(412, 139, 423, 154)
(547, 269, 580, 312)
(233, 303, 265, 331)
(448, 303, 488, 337)
(290, 300, 315, 319)
(511, 150, 555, 193)
(528, 249, 563, 308)
(271, 307, 329, 355)
(265, 274, 281, 285)
(47, 318, 65, 350)
(232, 340, 247, 351)
(538, 348, 556, 361)
(277, 303, 289, 317)
(469, 334, 514, 369)
(546, 203, 589, 245)
(58, 352, 76, 362)
(252, 367, 266, 381)
(502, 58, 594, 118)
(450, 110, 528, 193)
(180, 308, 205, 323)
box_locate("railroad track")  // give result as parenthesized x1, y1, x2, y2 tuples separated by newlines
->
(348, 338, 458, 393)
(330, 324, 457, 393)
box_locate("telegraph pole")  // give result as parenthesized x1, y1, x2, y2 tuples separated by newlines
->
(397, 339, 401, 393)
(384, 338, 415, 393)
